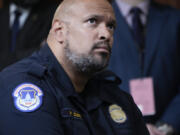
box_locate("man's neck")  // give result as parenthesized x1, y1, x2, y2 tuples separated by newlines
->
(59, 56, 90, 93)
(70, 72, 89, 93)
(48, 42, 91, 93)
(118, 0, 146, 6)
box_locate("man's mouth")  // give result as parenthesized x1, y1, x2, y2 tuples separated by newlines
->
(93, 46, 110, 54)
(93, 42, 111, 54)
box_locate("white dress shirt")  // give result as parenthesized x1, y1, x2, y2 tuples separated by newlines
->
(115, 0, 150, 27)
(9, 3, 30, 29)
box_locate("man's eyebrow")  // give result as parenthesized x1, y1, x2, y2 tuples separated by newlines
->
(84, 14, 102, 19)
(85, 14, 116, 23)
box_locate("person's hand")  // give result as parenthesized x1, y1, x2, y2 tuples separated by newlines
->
(146, 124, 165, 135)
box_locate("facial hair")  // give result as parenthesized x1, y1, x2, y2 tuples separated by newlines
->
(64, 41, 111, 74)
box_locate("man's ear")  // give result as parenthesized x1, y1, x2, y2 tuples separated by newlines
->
(51, 19, 66, 44)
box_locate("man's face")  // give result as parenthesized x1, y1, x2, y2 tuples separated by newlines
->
(63, 0, 116, 74)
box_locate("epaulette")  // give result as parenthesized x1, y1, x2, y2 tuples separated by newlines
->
(27, 62, 47, 78)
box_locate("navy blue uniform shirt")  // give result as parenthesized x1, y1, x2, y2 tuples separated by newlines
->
(0, 44, 149, 135)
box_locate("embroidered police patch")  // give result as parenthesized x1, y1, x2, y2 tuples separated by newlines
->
(109, 104, 127, 123)
(12, 83, 43, 112)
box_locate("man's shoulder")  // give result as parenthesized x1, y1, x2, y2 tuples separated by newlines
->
(151, 2, 180, 18)
(91, 70, 132, 100)
(0, 53, 46, 87)
(0, 53, 49, 103)
(90, 70, 137, 113)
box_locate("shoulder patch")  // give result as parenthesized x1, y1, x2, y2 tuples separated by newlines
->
(109, 104, 127, 123)
(12, 83, 43, 112)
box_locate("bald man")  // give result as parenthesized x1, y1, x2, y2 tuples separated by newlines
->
(0, 0, 149, 134)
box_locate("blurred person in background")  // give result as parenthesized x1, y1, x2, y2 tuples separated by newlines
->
(0, 0, 59, 71)
(108, 0, 180, 134)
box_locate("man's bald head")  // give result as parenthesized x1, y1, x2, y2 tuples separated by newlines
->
(52, 0, 113, 24)
(47, 0, 116, 78)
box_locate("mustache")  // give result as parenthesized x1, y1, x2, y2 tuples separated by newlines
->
(92, 41, 112, 53)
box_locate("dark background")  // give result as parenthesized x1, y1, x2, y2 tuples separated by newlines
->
(0, 0, 180, 9)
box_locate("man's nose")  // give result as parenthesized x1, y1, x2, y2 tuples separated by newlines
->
(98, 24, 112, 41)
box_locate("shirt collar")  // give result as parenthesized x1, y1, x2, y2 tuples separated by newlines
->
(9, 3, 30, 28)
(115, 0, 150, 17)
(10, 3, 30, 16)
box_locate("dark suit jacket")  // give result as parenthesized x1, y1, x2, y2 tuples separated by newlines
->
(0, 2, 57, 71)
(108, 1, 180, 132)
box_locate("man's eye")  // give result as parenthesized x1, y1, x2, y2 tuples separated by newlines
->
(107, 24, 115, 30)
(87, 18, 97, 24)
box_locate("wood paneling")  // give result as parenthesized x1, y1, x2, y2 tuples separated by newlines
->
(0, 0, 3, 8)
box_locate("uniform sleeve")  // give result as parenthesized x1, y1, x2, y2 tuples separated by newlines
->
(0, 76, 64, 135)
